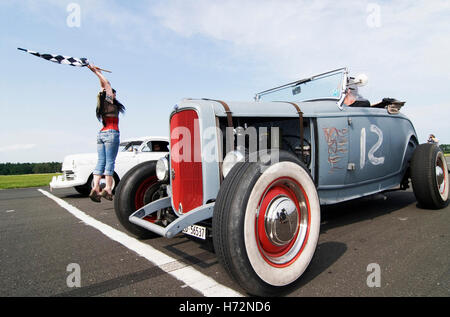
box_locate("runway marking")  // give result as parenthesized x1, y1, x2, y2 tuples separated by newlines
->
(38, 189, 242, 297)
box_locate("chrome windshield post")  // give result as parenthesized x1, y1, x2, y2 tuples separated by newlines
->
(337, 68, 349, 110)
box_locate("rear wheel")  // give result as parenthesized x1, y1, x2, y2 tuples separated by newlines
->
(90, 174, 120, 194)
(114, 161, 162, 239)
(212, 151, 321, 296)
(74, 175, 94, 196)
(74, 184, 90, 196)
(74, 174, 119, 196)
(411, 144, 449, 209)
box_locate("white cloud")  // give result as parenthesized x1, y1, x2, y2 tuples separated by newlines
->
(151, 0, 450, 78)
(4, 0, 450, 145)
(0, 144, 37, 152)
(151, 0, 450, 142)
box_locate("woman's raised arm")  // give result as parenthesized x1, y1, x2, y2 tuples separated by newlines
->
(88, 64, 113, 97)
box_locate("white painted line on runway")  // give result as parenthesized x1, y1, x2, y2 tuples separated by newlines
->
(38, 189, 242, 297)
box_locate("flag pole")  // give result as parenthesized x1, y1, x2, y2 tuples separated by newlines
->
(96, 68, 112, 73)
(17, 48, 112, 73)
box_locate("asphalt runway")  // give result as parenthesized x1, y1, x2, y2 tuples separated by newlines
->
(0, 185, 449, 297)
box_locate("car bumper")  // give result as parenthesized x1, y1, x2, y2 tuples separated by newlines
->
(49, 175, 87, 190)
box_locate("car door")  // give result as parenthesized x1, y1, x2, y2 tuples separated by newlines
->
(345, 109, 393, 186)
(316, 116, 350, 203)
(115, 142, 140, 176)
(137, 140, 156, 164)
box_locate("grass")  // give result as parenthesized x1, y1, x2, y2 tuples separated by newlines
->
(0, 173, 61, 190)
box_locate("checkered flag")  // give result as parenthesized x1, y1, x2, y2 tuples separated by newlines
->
(18, 48, 89, 68)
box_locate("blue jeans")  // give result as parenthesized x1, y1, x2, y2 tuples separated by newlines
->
(93, 130, 120, 176)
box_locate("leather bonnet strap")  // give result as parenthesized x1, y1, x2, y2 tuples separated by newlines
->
(282, 101, 305, 162)
(202, 98, 233, 128)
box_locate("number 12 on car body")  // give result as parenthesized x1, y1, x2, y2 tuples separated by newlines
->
(360, 124, 385, 170)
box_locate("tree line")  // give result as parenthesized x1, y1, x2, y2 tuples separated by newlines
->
(0, 143, 447, 176)
(0, 162, 62, 175)
(440, 144, 450, 154)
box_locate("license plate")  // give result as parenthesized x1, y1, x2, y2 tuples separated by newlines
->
(182, 225, 207, 240)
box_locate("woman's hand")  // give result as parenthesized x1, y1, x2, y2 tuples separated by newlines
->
(88, 64, 111, 91)
(87, 64, 101, 73)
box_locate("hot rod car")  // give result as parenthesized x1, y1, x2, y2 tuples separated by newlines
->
(113, 68, 449, 296)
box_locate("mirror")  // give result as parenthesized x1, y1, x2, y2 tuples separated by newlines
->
(353, 74, 369, 87)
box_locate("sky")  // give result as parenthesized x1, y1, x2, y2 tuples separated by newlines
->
(1, 0, 449, 163)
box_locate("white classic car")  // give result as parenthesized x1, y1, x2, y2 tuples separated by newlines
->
(50, 136, 169, 196)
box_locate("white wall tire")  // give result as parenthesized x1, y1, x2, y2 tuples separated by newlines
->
(212, 151, 320, 296)
(244, 161, 320, 287)
(436, 151, 449, 202)
(411, 144, 449, 209)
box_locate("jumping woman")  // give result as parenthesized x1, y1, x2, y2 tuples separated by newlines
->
(87, 64, 125, 202)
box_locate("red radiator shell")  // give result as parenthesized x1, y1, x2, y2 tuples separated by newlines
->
(170, 110, 203, 214)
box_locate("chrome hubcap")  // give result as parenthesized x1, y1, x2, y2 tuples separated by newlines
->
(264, 196, 299, 246)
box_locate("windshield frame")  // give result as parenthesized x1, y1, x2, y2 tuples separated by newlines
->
(119, 141, 143, 152)
(255, 68, 349, 109)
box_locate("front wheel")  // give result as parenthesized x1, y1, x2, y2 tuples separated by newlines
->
(411, 143, 449, 209)
(114, 161, 162, 239)
(212, 151, 321, 296)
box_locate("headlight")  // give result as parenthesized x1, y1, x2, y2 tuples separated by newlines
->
(156, 157, 169, 182)
(222, 150, 245, 178)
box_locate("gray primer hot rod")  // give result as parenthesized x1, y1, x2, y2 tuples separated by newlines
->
(114, 68, 449, 296)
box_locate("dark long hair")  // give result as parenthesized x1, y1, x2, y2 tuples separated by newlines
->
(96, 89, 126, 122)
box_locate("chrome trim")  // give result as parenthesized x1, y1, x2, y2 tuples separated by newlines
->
(255, 67, 347, 100)
(337, 68, 349, 110)
(129, 202, 215, 238)
(130, 196, 171, 220)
